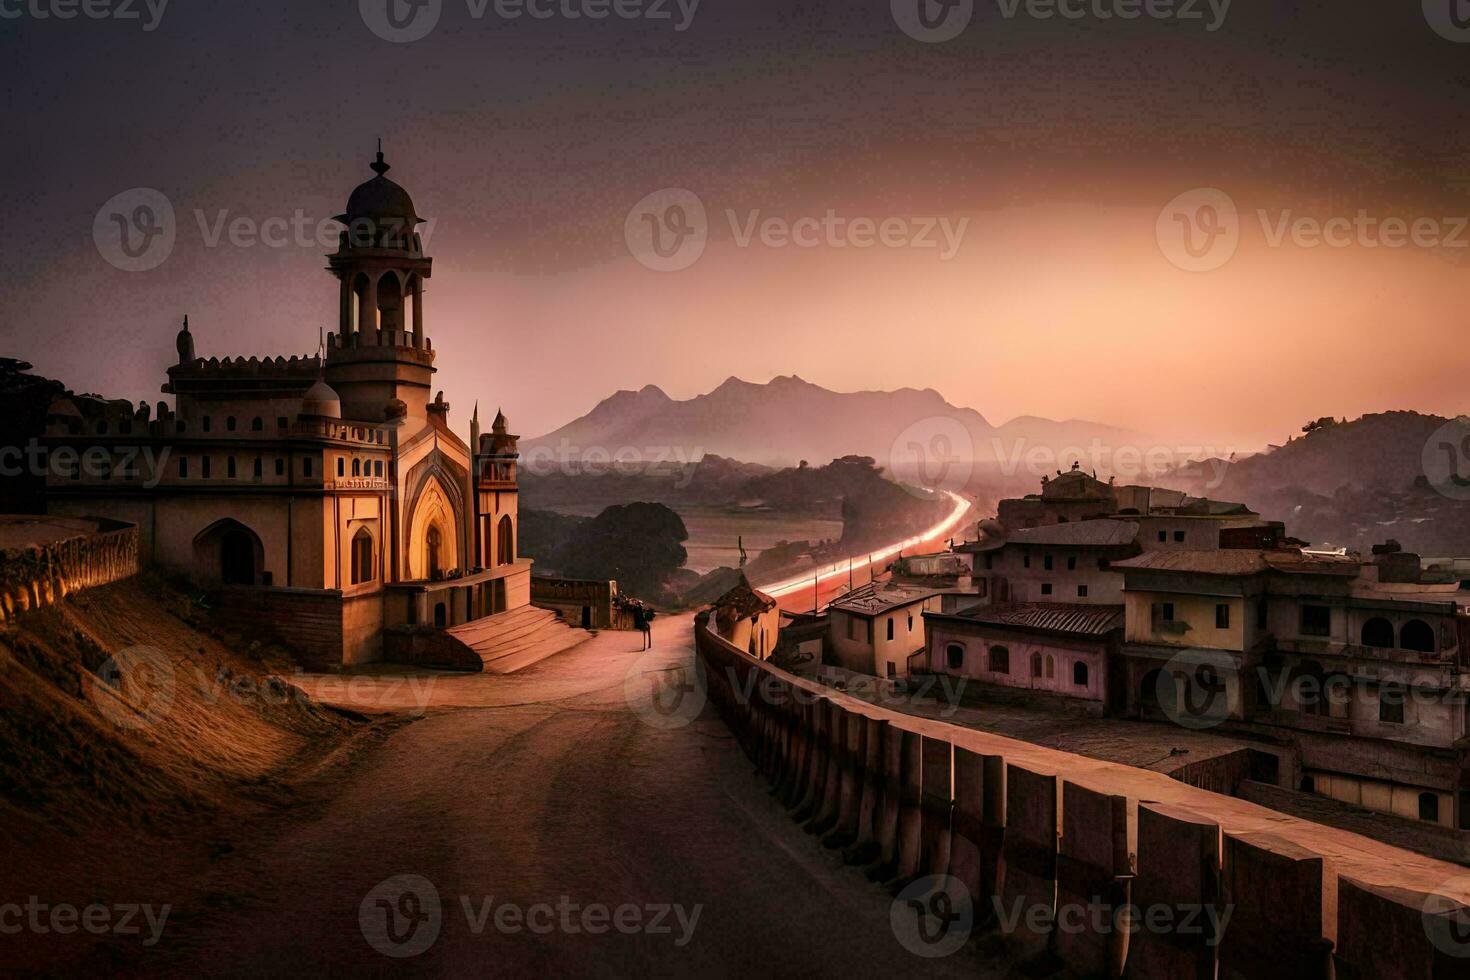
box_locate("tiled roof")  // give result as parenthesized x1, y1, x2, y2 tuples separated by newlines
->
(1113, 549, 1361, 578)
(943, 602, 1125, 637)
(712, 577, 778, 621)
(955, 518, 1139, 552)
(830, 582, 937, 616)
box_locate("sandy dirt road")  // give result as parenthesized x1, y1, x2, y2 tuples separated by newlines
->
(151, 615, 992, 978)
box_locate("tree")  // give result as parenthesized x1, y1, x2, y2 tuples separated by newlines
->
(554, 502, 689, 599)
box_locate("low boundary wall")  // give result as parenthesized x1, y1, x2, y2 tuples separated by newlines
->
(0, 517, 138, 624)
(694, 611, 1470, 978)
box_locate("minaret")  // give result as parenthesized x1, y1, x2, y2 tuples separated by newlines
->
(324, 146, 435, 422)
(175, 315, 194, 364)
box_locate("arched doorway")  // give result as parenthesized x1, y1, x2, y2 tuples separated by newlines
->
(406, 472, 460, 581)
(434, 601, 447, 628)
(221, 529, 256, 585)
(427, 525, 443, 580)
(496, 514, 514, 566)
(351, 528, 375, 585)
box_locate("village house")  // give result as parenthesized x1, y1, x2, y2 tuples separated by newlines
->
(710, 577, 781, 661)
(41, 149, 555, 670)
(828, 581, 946, 678)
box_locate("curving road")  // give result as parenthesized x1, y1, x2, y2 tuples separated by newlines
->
(155, 615, 996, 977)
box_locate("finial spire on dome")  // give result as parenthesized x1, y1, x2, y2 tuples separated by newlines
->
(370, 138, 390, 177)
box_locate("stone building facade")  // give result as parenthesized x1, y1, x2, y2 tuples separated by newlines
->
(42, 150, 530, 668)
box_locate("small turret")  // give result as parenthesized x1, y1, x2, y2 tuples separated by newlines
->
(176, 315, 194, 364)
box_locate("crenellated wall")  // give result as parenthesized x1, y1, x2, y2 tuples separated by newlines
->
(694, 612, 1470, 978)
(0, 518, 139, 624)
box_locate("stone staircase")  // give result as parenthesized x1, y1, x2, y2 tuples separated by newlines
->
(444, 605, 591, 674)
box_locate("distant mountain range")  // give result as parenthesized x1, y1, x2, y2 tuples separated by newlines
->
(524, 375, 1143, 472)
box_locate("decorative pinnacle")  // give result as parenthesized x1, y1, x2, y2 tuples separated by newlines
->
(370, 138, 390, 177)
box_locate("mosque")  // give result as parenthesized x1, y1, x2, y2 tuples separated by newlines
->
(42, 149, 547, 669)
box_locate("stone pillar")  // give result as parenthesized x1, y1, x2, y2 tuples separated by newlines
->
(412, 276, 424, 348)
(1056, 781, 1131, 976)
(807, 701, 845, 835)
(1219, 831, 1330, 980)
(998, 766, 1059, 961)
(362, 274, 379, 343)
(823, 708, 867, 849)
(1126, 803, 1220, 979)
(1334, 876, 1470, 980)
(842, 716, 886, 865)
(919, 736, 953, 879)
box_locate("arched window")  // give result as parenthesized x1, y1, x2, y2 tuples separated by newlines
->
(251, 417, 263, 432)
(226, 416, 237, 432)
(1420, 792, 1441, 823)
(1030, 652, 1043, 678)
(989, 646, 1009, 674)
(1361, 617, 1395, 649)
(496, 515, 514, 566)
(1045, 655, 1055, 679)
(946, 644, 964, 670)
(352, 458, 361, 477)
(1401, 619, 1436, 653)
(1073, 661, 1089, 687)
(350, 528, 375, 585)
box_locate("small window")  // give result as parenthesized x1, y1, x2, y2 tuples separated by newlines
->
(226, 416, 237, 432)
(275, 457, 284, 476)
(1420, 792, 1440, 823)
(1045, 655, 1055, 679)
(886, 662, 896, 679)
(1301, 605, 1331, 637)
(178, 456, 188, 478)
(96, 420, 108, 435)
(1073, 662, 1089, 686)
(1030, 652, 1043, 677)
(1044, 555, 1054, 571)
(1041, 583, 1053, 596)
(277, 416, 288, 429)
(303, 456, 313, 477)
(1256, 598, 1268, 630)
(1156, 602, 1176, 623)
(201, 456, 212, 478)
(1023, 554, 1031, 569)
(1158, 530, 1167, 543)
(1173, 530, 1186, 543)
(374, 460, 383, 477)
(1066, 556, 1077, 571)
(886, 618, 894, 641)
(1077, 585, 1089, 598)
(251, 417, 263, 432)
(989, 646, 1010, 673)
(907, 614, 914, 632)
(202, 416, 211, 432)
(337, 457, 345, 477)
(1216, 604, 1231, 629)
(175, 420, 186, 434)
(1379, 685, 1405, 724)
(1301, 774, 1316, 793)
(946, 644, 964, 670)
(253, 457, 262, 478)
(227, 456, 237, 478)
(352, 458, 361, 477)
(1401, 619, 1436, 653)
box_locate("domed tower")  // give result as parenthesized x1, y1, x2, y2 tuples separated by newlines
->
(324, 145, 436, 422)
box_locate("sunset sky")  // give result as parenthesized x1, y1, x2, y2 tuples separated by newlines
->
(3, 1, 1469, 453)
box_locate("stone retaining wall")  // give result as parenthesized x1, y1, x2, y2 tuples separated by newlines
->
(694, 611, 1470, 978)
(0, 518, 138, 624)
